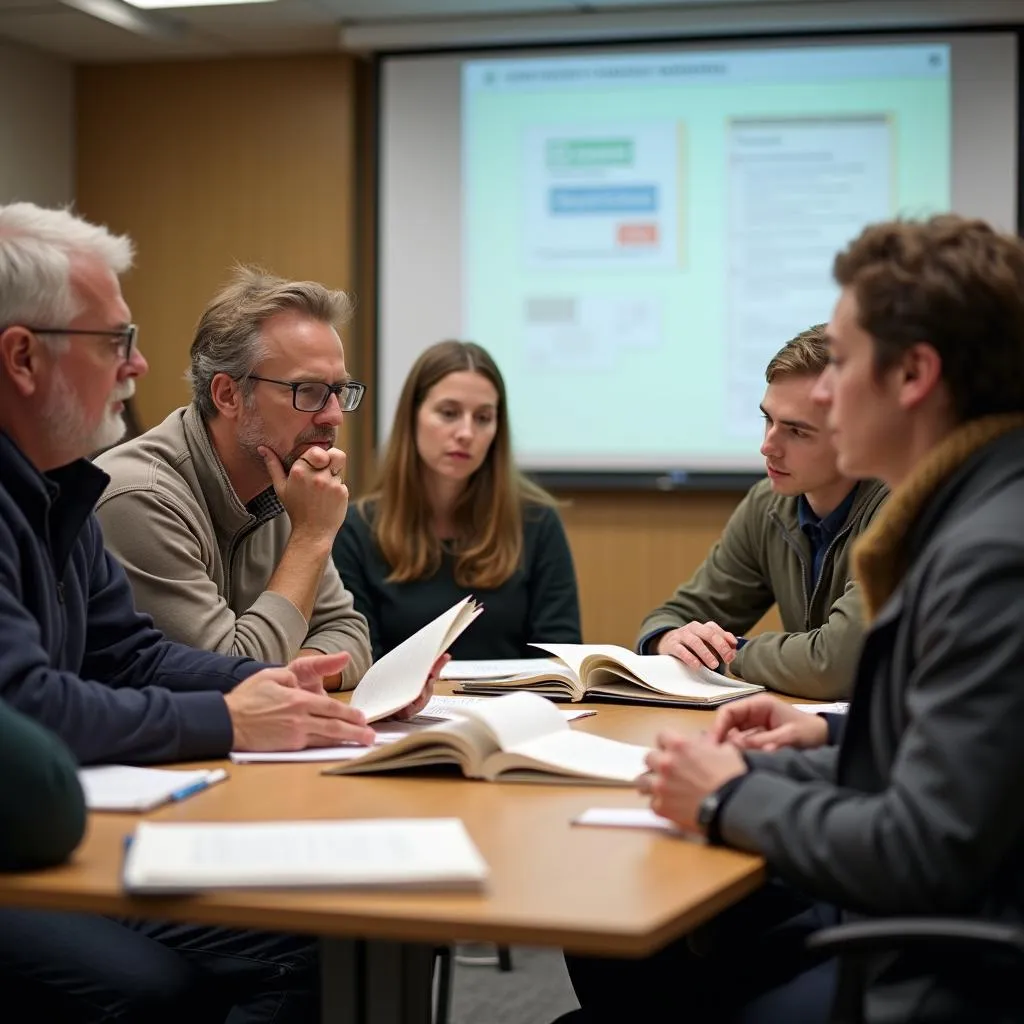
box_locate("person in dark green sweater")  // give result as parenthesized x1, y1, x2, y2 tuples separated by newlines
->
(0, 700, 86, 871)
(334, 340, 581, 660)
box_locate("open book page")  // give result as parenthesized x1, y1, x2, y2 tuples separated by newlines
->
(123, 818, 489, 893)
(324, 714, 499, 777)
(79, 765, 221, 812)
(534, 643, 760, 700)
(325, 693, 646, 785)
(421, 695, 595, 722)
(329, 693, 562, 775)
(441, 658, 570, 681)
(484, 730, 650, 786)
(351, 596, 483, 722)
(450, 691, 571, 748)
(447, 692, 649, 785)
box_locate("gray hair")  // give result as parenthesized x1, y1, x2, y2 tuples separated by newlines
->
(0, 203, 134, 345)
(186, 265, 354, 420)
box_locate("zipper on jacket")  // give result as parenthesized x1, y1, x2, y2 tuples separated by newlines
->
(43, 543, 68, 654)
(773, 500, 867, 629)
(772, 510, 814, 618)
(225, 519, 262, 606)
(804, 521, 857, 623)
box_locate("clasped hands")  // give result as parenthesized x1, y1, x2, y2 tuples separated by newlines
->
(638, 694, 829, 832)
(225, 651, 449, 753)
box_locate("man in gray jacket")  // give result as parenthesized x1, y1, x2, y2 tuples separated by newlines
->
(564, 215, 1024, 1022)
(96, 267, 372, 690)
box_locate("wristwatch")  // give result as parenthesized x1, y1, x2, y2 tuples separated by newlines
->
(696, 790, 723, 844)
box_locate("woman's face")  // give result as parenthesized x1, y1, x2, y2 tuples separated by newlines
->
(415, 370, 500, 485)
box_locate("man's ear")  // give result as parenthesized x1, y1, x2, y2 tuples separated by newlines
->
(209, 372, 243, 421)
(897, 342, 943, 411)
(0, 327, 45, 398)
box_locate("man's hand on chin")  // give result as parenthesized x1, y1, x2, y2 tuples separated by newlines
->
(637, 730, 747, 832)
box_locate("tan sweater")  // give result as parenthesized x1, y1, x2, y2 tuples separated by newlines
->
(94, 406, 371, 688)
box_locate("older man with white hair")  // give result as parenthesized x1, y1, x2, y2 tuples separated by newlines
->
(0, 201, 371, 1022)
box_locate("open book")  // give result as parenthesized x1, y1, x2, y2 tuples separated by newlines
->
(351, 596, 483, 722)
(447, 644, 764, 707)
(325, 691, 649, 786)
(122, 818, 488, 894)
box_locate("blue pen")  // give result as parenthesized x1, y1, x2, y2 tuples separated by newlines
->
(169, 768, 229, 803)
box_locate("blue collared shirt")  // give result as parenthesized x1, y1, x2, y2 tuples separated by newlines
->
(797, 486, 858, 590)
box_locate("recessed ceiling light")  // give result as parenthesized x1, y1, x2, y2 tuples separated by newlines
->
(123, 0, 276, 8)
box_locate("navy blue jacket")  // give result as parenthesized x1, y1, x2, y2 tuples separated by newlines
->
(0, 431, 263, 765)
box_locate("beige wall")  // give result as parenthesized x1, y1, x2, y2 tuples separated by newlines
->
(74, 56, 762, 647)
(0, 39, 73, 206)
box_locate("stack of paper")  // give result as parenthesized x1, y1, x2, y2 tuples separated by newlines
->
(79, 765, 228, 812)
(122, 818, 490, 893)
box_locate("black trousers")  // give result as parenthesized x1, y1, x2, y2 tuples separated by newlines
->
(560, 880, 838, 1024)
(0, 909, 319, 1023)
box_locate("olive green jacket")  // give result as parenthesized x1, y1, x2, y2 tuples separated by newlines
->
(638, 479, 887, 700)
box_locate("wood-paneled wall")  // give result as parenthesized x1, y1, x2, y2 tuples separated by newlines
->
(74, 56, 768, 648)
(75, 55, 361, 453)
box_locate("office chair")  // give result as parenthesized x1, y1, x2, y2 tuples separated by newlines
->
(807, 918, 1024, 1024)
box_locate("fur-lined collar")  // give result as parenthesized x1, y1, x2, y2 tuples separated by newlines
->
(853, 414, 1024, 620)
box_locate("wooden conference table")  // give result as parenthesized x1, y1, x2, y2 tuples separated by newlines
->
(0, 693, 769, 1023)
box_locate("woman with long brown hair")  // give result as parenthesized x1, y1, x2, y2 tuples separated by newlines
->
(333, 340, 581, 659)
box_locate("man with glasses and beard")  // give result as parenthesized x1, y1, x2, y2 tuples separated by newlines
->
(96, 266, 377, 693)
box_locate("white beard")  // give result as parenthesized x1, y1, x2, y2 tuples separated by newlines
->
(42, 368, 133, 458)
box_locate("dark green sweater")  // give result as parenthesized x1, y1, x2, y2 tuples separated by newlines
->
(333, 503, 582, 660)
(0, 701, 86, 871)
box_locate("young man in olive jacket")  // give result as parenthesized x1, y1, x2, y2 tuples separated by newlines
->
(639, 325, 886, 700)
(559, 215, 1024, 1023)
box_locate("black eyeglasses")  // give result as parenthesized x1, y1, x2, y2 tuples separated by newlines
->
(26, 325, 137, 364)
(243, 375, 366, 413)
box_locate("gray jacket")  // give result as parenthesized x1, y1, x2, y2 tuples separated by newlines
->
(720, 417, 1024, 1021)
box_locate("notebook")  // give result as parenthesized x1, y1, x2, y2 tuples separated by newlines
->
(121, 818, 489, 894)
(78, 765, 228, 812)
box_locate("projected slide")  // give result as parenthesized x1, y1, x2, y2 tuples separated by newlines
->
(525, 123, 682, 268)
(726, 115, 895, 437)
(462, 44, 951, 471)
